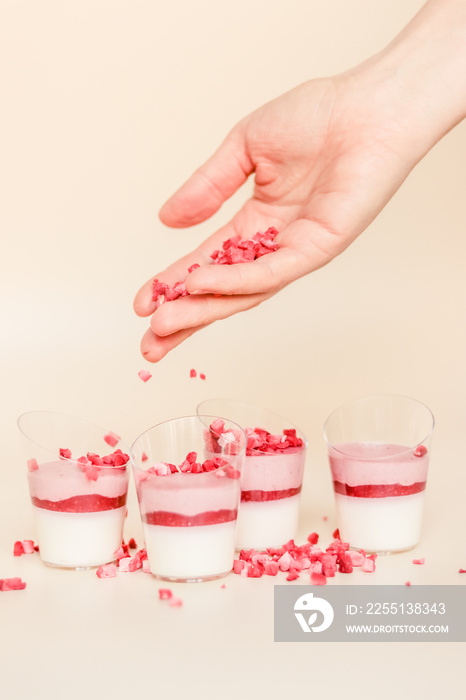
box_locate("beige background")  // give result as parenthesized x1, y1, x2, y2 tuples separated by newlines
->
(1, 1, 465, 698)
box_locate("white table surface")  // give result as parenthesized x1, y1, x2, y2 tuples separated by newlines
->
(1, 439, 465, 700)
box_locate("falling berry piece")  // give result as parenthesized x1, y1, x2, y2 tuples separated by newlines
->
(412, 558, 425, 565)
(200, 373, 206, 380)
(138, 370, 152, 383)
(414, 445, 427, 457)
(190, 369, 197, 378)
(104, 432, 120, 448)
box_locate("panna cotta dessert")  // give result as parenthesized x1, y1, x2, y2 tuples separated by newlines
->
(197, 401, 307, 551)
(134, 454, 241, 581)
(235, 428, 306, 550)
(328, 442, 429, 553)
(27, 449, 129, 568)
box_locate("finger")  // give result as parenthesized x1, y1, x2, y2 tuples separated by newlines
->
(150, 290, 271, 337)
(159, 127, 253, 228)
(141, 326, 204, 363)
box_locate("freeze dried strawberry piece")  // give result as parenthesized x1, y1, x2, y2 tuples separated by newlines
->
(249, 565, 263, 578)
(104, 432, 120, 448)
(338, 554, 354, 574)
(128, 538, 137, 549)
(332, 528, 340, 540)
(138, 370, 152, 382)
(200, 373, 206, 380)
(286, 570, 300, 582)
(307, 533, 319, 545)
(320, 553, 338, 578)
(459, 569, 466, 574)
(309, 561, 323, 575)
(405, 581, 411, 586)
(188, 263, 200, 273)
(13, 541, 24, 557)
(310, 573, 327, 586)
(119, 556, 140, 573)
(361, 557, 376, 573)
(84, 465, 100, 481)
(158, 588, 173, 600)
(113, 546, 128, 561)
(346, 550, 365, 567)
(59, 448, 72, 459)
(412, 558, 425, 565)
(141, 452, 148, 462)
(263, 561, 279, 576)
(233, 560, 246, 574)
(209, 418, 226, 436)
(169, 596, 183, 607)
(278, 551, 294, 571)
(0, 577, 27, 591)
(27, 458, 39, 472)
(87, 453, 104, 466)
(22, 540, 35, 555)
(414, 445, 427, 457)
(190, 369, 197, 378)
(96, 564, 118, 578)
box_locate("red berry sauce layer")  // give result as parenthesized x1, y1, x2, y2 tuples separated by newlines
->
(333, 481, 426, 498)
(142, 508, 238, 527)
(31, 493, 127, 513)
(241, 486, 302, 502)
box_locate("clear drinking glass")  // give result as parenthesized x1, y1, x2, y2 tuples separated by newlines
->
(323, 395, 434, 553)
(17, 411, 130, 569)
(131, 415, 246, 582)
(197, 399, 307, 550)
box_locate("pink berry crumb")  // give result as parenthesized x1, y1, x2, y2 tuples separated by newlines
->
(96, 564, 118, 578)
(138, 370, 152, 383)
(0, 577, 27, 591)
(190, 369, 197, 378)
(412, 558, 425, 565)
(310, 573, 327, 586)
(104, 432, 120, 448)
(27, 458, 39, 472)
(158, 589, 173, 600)
(168, 596, 183, 607)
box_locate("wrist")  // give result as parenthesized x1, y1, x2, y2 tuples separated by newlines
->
(352, 0, 466, 158)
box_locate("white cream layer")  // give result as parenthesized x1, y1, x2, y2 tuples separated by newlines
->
(143, 521, 236, 580)
(334, 492, 425, 553)
(33, 505, 126, 568)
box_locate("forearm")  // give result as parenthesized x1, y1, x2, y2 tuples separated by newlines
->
(353, 0, 466, 158)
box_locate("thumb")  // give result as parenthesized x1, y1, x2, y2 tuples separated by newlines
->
(159, 126, 252, 228)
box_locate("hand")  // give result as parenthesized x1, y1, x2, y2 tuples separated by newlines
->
(134, 0, 466, 362)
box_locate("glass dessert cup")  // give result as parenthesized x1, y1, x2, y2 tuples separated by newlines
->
(131, 415, 246, 582)
(323, 395, 434, 554)
(197, 399, 307, 551)
(17, 411, 130, 569)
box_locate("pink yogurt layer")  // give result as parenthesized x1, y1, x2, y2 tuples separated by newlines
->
(136, 470, 241, 527)
(240, 447, 305, 502)
(27, 460, 129, 512)
(328, 442, 429, 496)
